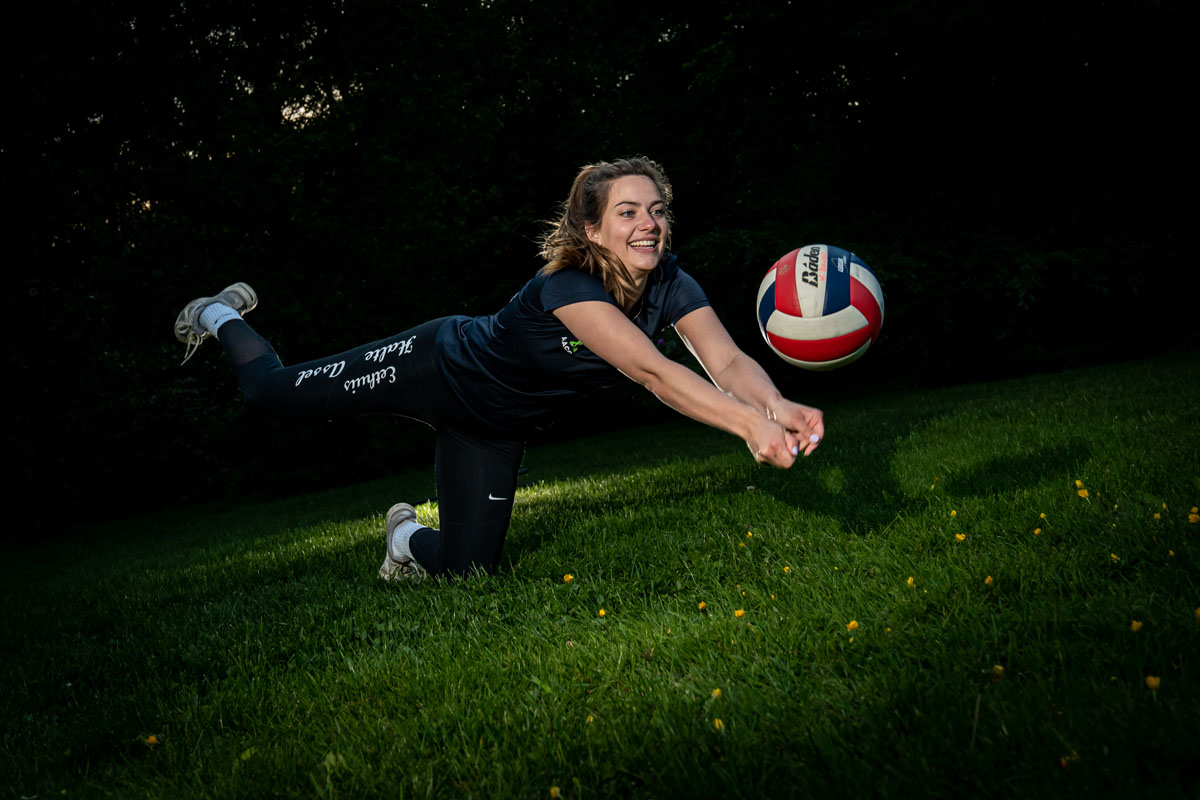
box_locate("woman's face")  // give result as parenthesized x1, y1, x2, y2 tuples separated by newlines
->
(586, 175, 669, 275)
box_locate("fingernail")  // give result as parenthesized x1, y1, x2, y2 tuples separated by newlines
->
(809, 434, 821, 443)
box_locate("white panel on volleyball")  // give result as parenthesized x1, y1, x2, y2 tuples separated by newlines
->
(766, 305, 869, 340)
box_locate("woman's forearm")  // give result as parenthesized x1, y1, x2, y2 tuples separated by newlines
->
(710, 352, 786, 416)
(638, 356, 764, 440)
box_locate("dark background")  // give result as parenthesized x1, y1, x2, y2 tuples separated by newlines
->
(5, 0, 1195, 532)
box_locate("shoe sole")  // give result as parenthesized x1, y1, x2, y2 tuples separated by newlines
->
(213, 282, 257, 316)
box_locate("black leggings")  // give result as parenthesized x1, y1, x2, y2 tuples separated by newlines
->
(216, 317, 526, 577)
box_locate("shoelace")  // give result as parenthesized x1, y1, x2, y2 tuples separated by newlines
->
(177, 325, 209, 365)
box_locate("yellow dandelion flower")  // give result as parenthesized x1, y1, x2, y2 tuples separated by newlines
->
(598, 608, 606, 617)
(1110, 553, 1119, 563)
(1034, 527, 1042, 535)
(985, 575, 994, 586)
(698, 601, 707, 611)
(735, 609, 745, 618)
(1194, 607, 1200, 622)
(713, 718, 725, 732)
(1189, 513, 1199, 524)
(1130, 620, 1143, 632)
(1078, 489, 1089, 498)
(784, 565, 790, 574)
(955, 533, 966, 542)
(711, 688, 722, 699)
(1192, 507, 1199, 513)
(563, 574, 574, 583)
(746, 530, 753, 538)
(1040, 512, 1046, 519)
(550, 787, 562, 799)
(1162, 502, 1168, 510)
(144, 735, 158, 747)
(1075, 480, 1083, 488)
(847, 620, 859, 631)
(886, 627, 892, 632)
(587, 714, 594, 724)
(1153, 513, 1161, 520)
(907, 576, 915, 587)
(950, 509, 957, 517)
(1145, 675, 1161, 690)
(929, 483, 935, 490)
(849, 637, 854, 643)
(1168, 550, 1175, 557)
(739, 542, 746, 548)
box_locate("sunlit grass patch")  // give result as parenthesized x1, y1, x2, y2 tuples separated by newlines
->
(2, 353, 1198, 798)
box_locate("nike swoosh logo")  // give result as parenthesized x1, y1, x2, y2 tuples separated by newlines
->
(488, 493, 508, 501)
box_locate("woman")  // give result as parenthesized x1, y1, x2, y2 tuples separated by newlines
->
(174, 157, 824, 581)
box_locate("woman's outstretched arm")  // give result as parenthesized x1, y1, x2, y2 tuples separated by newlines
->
(674, 306, 825, 457)
(553, 301, 809, 468)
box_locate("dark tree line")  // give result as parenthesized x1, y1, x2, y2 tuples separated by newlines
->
(5, 0, 1194, 530)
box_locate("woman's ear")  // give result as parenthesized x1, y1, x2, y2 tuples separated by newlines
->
(585, 224, 601, 245)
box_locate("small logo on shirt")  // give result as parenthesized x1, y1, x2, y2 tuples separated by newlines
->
(561, 337, 583, 355)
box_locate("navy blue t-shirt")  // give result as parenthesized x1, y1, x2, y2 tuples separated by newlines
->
(435, 254, 709, 433)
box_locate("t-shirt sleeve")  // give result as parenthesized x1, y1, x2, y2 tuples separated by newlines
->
(663, 267, 711, 327)
(539, 269, 616, 312)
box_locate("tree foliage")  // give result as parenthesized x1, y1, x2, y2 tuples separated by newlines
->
(6, 0, 1194, 526)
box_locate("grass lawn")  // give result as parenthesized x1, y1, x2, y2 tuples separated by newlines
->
(3, 353, 1199, 798)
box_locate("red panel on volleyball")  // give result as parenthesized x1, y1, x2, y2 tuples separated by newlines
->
(772, 252, 803, 317)
(850, 277, 883, 337)
(766, 325, 871, 363)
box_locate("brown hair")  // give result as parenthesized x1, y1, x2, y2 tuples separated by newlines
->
(538, 157, 673, 311)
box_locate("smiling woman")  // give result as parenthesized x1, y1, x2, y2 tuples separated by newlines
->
(539, 160, 675, 312)
(172, 156, 825, 582)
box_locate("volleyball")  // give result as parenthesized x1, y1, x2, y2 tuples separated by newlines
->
(756, 244, 884, 370)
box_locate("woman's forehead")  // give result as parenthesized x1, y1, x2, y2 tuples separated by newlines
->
(604, 175, 662, 206)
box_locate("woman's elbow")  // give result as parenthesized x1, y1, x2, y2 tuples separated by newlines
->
(627, 364, 668, 399)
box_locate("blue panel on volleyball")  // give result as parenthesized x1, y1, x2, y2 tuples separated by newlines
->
(758, 281, 776, 330)
(823, 246, 852, 314)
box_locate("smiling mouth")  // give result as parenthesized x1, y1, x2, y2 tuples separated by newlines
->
(629, 240, 658, 250)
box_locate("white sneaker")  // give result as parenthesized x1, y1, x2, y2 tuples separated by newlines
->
(174, 282, 258, 364)
(378, 503, 428, 582)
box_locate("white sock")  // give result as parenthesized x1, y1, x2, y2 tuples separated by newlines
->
(389, 519, 423, 560)
(198, 302, 241, 336)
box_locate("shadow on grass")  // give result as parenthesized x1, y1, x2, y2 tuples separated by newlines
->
(750, 422, 1093, 535)
(941, 444, 1091, 500)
